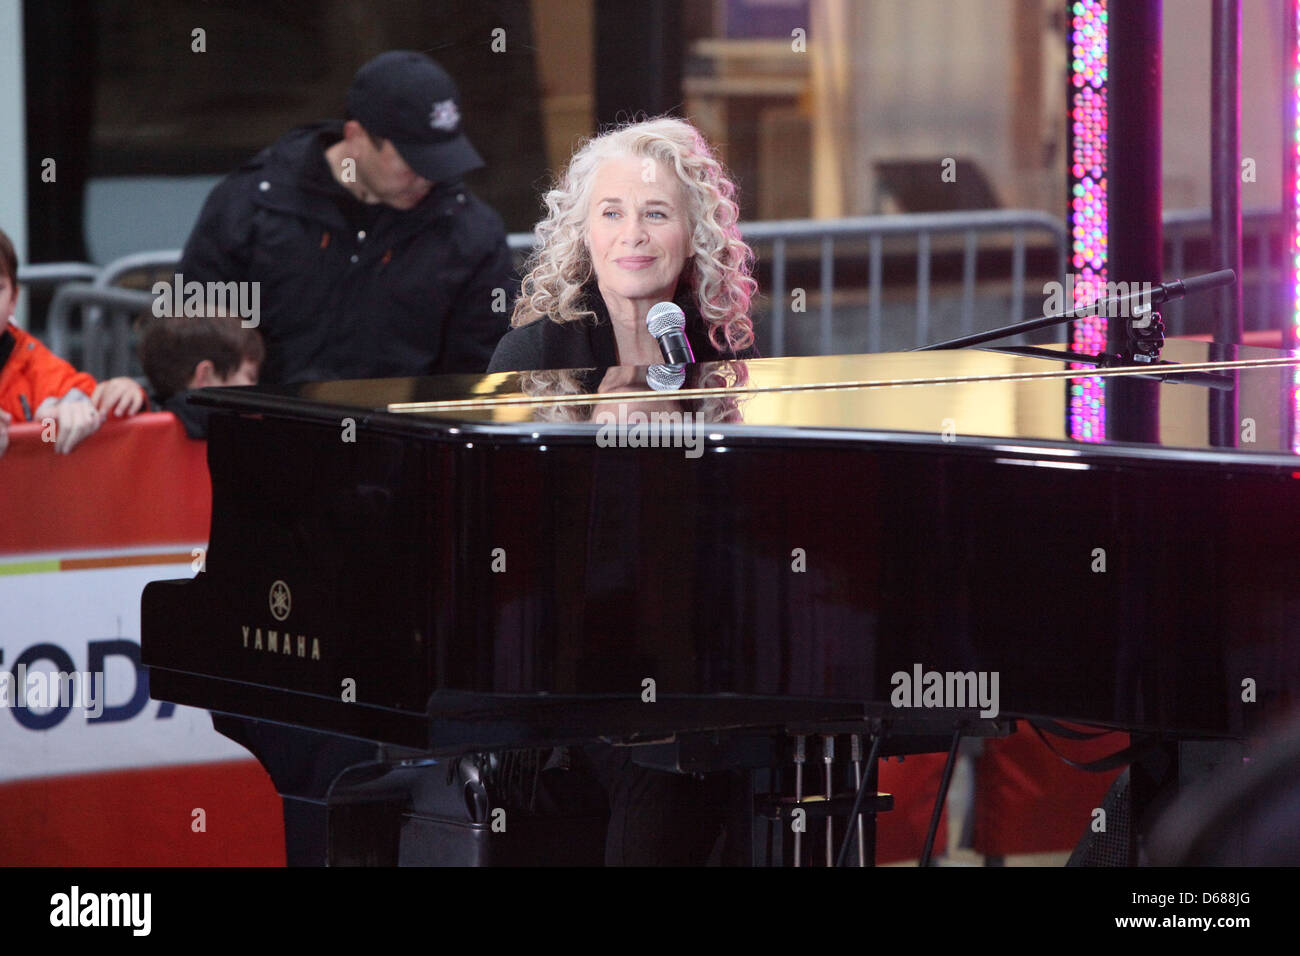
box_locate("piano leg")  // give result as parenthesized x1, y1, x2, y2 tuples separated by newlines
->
(282, 798, 330, 867)
(580, 741, 733, 866)
(210, 715, 384, 866)
(1127, 741, 1177, 866)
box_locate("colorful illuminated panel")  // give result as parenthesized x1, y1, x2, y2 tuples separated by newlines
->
(1293, 0, 1300, 451)
(1069, 0, 1107, 441)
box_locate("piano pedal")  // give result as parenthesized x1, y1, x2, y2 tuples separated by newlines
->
(792, 735, 806, 866)
(823, 735, 835, 867)
(756, 732, 894, 866)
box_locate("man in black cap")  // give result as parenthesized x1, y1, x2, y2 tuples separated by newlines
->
(178, 50, 513, 385)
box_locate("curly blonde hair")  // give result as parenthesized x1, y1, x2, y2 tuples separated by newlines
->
(511, 117, 756, 355)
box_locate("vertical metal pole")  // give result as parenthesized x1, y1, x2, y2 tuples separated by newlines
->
(772, 238, 786, 357)
(823, 735, 834, 867)
(1285, 0, 1299, 350)
(1106, 0, 1164, 449)
(961, 230, 977, 335)
(820, 236, 834, 355)
(916, 231, 931, 348)
(1256, 231, 1268, 330)
(1107, 0, 1163, 354)
(1209, 0, 1243, 449)
(850, 734, 866, 866)
(1170, 226, 1186, 333)
(1011, 229, 1026, 336)
(1212, 0, 1244, 343)
(792, 735, 805, 867)
(868, 235, 883, 352)
(0, 0, 28, 328)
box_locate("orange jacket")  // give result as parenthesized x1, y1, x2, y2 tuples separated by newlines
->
(0, 322, 98, 422)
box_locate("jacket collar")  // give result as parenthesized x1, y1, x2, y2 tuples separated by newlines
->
(0, 326, 15, 370)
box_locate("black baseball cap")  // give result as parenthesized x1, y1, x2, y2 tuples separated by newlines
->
(345, 50, 484, 182)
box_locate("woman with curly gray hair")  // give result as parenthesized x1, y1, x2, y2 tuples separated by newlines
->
(489, 116, 758, 372)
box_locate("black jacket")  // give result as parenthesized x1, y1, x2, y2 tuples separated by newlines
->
(158, 390, 211, 440)
(487, 284, 758, 372)
(178, 122, 514, 385)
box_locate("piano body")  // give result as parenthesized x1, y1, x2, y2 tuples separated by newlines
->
(141, 340, 1300, 865)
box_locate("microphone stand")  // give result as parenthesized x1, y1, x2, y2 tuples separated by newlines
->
(912, 270, 1237, 367)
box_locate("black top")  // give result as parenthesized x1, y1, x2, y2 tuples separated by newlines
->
(487, 282, 759, 372)
(152, 390, 211, 440)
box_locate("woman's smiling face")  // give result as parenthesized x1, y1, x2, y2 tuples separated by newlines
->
(585, 154, 691, 309)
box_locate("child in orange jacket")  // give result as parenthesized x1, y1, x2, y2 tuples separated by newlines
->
(0, 227, 146, 457)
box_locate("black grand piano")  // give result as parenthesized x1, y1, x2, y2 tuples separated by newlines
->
(141, 339, 1300, 865)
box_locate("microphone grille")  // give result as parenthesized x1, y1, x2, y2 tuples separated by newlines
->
(646, 301, 686, 337)
(646, 363, 687, 391)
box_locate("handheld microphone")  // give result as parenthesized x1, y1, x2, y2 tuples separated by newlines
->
(646, 302, 695, 365)
(646, 363, 687, 391)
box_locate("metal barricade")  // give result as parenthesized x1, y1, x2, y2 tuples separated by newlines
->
(84, 251, 185, 378)
(45, 284, 156, 381)
(93, 249, 185, 291)
(1163, 209, 1287, 333)
(740, 211, 1068, 353)
(16, 262, 102, 291)
(38, 207, 1290, 372)
(511, 210, 1070, 354)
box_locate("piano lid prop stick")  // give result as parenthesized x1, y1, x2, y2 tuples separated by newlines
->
(919, 728, 964, 868)
(914, 268, 1237, 352)
(837, 733, 886, 867)
(851, 735, 866, 867)
(824, 735, 835, 867)
(793, 735, 806, 868)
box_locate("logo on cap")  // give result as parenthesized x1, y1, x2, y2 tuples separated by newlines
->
(430, 99, 460, 132)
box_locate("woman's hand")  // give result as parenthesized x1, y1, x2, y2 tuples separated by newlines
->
(92, 377, 147, 417)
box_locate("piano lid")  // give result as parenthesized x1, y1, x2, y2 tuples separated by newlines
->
(189, 339, 1300, 463)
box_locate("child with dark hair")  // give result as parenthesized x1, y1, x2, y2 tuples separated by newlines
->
(137, 313, 264, 438)
(0, 226, 145, 457)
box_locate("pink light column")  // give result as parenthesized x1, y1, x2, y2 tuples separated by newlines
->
(1069, 0, 1108, 442)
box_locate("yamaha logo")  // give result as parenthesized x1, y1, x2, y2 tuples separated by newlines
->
(241, 580, 320, 661)
(269, 580, 291, 621)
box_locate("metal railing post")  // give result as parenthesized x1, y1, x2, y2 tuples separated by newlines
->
(819, 236, 834, 356)
(772, 236, 787, 357)
(1011, 229, 1026, 334)
(868, 235, 883, 354)
(961, 230, 977, 335)
(915, 231, 931, 348)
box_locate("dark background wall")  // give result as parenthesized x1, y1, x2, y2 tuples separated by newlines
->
(23, 0, 572, 257)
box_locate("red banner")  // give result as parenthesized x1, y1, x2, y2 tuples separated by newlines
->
(0, 413, 211, 554)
